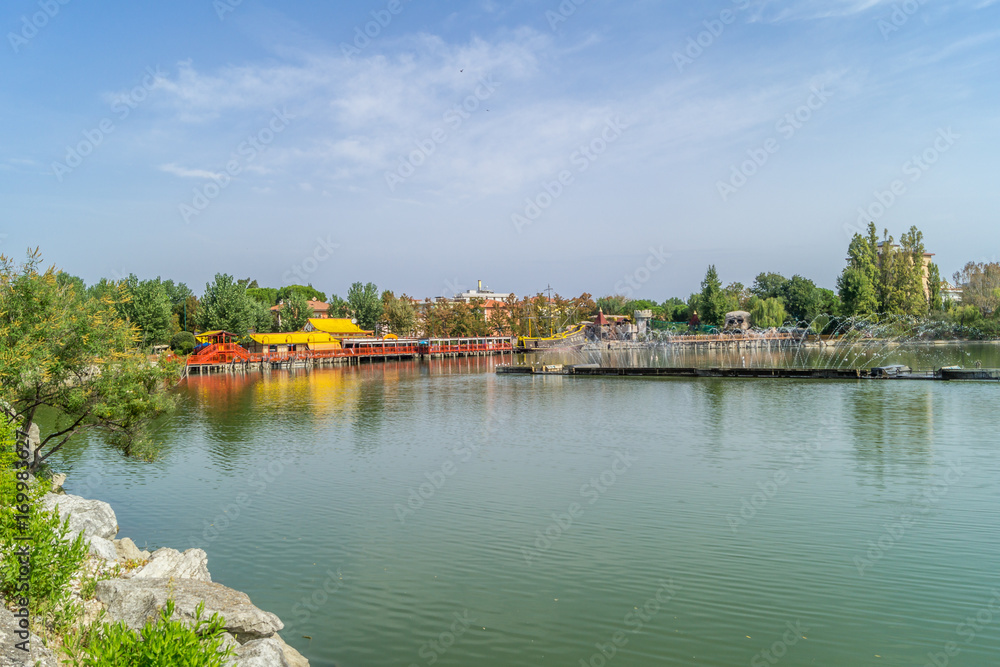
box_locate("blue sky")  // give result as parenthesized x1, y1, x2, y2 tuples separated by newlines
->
(2, 0, 998, 300)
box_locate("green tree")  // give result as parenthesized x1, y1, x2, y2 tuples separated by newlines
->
(661, 297, 689, 322)
(198, 273, 257, 335)
(927, 262, 943, 312)
(897, 226, 929, 316)
(697, 265, 728, 325)
(279, 291, 314, 332)
(780, 275, 821, 323)
(246, 287, 278, 306)
(118, 275, 173, 347)
(748, 296, 786, 328)
(0, 251, 178, 470)
(347, 282, 383, 332)
(954, 261, 1000, 316)
(277, 284, 325, 303)
(837, 223, 880, 317)
(596, 295, 630, 316)
(751, 273, 789, 301)
(382, 291, 417, 336)
(327, 295, 352, 318)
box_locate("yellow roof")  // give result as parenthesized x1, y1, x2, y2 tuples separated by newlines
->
(307, 318, 373, 336)
(249, 332, 340, 345)
(195, 330, 234, 343)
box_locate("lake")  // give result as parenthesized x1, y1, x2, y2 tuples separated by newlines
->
(52, 343, 1000, 666)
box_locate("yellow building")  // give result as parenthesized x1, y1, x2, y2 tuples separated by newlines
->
(304, 318, 374, 338)
(247, 331, 342, 355)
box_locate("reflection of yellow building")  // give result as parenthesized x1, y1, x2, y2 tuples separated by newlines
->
(250, 365, 366, 427)
(305, 318, 373, 338)
(247, 332, 342, 354)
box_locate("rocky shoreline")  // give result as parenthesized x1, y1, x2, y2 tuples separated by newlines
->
(1, 482, 309, 667)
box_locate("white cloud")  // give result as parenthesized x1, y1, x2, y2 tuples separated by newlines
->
(159, 163, 223, 179)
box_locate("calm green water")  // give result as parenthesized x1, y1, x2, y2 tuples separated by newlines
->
(51, 345, 1000, 666)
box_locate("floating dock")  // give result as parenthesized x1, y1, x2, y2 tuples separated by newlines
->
(497, 364, 1000, 381)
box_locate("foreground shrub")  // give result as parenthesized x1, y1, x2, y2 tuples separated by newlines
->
(0, 418, 88, 628)
(65, 599, 234, 667)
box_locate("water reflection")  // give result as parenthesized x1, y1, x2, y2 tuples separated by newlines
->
(846, 383, 935, 486)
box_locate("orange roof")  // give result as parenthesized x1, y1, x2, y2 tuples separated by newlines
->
(271, 299, 330, 312)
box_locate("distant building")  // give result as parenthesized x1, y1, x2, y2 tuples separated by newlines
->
(270, 299, 330, 329)
(941, 282, 963, 304)
(452, 280, 513, 303)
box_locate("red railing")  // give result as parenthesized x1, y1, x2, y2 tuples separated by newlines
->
(187, 340, 514, 366)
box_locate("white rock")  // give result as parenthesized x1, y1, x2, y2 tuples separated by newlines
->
(95, 578, 283, 642)
(87, 535, 120, 561)
(0, 607, 58, 667)
(40, 493, 118, 541)
(275, 634, 310, 667)
(232, 637, 290, 667)
(114, 537, 145, 562)
(132, 547, 211, 582)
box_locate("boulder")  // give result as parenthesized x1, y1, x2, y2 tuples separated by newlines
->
(0, 607, 58, 667)
(87, 535, 120, 562)
(132, 548, 211, 582)
(95, 578, 283, 642)
(115, 537, 145, 562)
(40, 493, 118, 541)
(50, 473, 67, 490)
(231, 637, 290, 667)
(275, 634, 310, 667)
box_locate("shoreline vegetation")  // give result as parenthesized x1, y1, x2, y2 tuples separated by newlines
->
(1, 226, 998, 665)
(1, 425, 308, 665)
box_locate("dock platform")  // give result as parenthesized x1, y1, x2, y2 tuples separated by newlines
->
(497, 364, 998, 381)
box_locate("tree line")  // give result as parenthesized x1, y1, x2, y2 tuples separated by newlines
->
(45, 222, 1000, 348)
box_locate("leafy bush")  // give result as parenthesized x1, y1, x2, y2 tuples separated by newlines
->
(0, 418, 88, 626)
(170, 331, 197, 355)
(65, 599, 234, 667)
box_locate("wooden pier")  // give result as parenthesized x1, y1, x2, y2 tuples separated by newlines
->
(186, 337, 515, 375)
(497, 364, 1000, 381)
